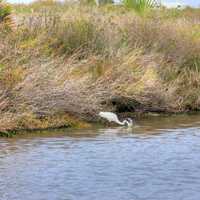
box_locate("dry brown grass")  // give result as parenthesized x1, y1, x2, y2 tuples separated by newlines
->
(1, 3, 200, 133)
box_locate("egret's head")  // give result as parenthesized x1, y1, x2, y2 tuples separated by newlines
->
(124, 118, 133, 127)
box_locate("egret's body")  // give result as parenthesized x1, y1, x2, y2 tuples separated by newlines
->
(99, 112, 133, 127)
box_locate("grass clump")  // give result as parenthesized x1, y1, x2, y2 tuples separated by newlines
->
(49, 18, 106, 57)
(0, 0, 14, 30)
(0, 0, 12, 22)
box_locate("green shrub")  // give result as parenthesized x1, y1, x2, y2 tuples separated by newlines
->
(0, 0, 12, 23)
(99, 0, 114, 5)
(123, 0, 157, 16)
(80, 0, 97, 6)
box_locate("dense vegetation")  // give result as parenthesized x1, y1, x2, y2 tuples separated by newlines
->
(0, 0, 12, 26)
(0, 0, 200, 133)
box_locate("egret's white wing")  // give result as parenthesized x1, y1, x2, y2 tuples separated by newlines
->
(99, 112, 121, 123)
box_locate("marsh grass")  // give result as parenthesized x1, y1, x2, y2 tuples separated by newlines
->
(1, 2, 200, 132)
(48, 18, 107, 57)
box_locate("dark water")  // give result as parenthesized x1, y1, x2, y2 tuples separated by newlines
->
(1, 114, 200, 200)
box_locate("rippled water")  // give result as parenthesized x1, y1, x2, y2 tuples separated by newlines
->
(1, 114, 200, 200)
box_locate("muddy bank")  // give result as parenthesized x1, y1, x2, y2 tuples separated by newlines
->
(0, 54, 196, 134)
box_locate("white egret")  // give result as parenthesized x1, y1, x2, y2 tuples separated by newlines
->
(99, 112, 133, 127)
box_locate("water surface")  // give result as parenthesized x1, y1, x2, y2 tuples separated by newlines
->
(1, 114, 200, 200)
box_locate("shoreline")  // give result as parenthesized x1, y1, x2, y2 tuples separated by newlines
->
(1, 111, 200, 137)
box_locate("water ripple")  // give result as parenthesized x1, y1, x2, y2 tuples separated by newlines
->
(1, 115, 200, 200)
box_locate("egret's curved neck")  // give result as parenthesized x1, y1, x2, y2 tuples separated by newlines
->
(116, 119, 125, 125)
